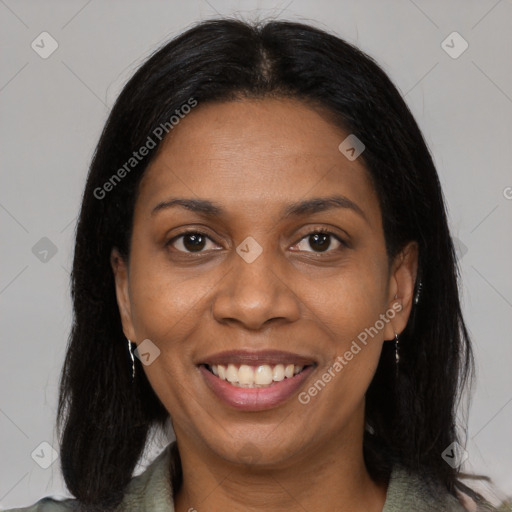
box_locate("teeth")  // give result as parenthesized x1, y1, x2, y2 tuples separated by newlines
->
(209, 363, 305, 388)
(285, 364, 294, 378)
(238, 365, 254, 385)
(273, 364, 285, 381)
(255, 364, 273, 385)
(226, 364, 239, 383)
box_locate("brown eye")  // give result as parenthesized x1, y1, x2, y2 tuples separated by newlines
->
(293, 230, 345, 254)
(168, 231, 219, 253)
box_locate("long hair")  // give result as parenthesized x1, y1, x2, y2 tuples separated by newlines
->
(57, 18, 474, 510)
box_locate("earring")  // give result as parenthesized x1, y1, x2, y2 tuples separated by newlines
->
(127, 338, 136, 382)
(414, 280, 423, 304)
(394, 332, 400, 376)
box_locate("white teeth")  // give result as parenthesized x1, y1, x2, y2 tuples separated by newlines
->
(273, 364, 285, 381)
(238, 365, 254, 386)
(209, 363, 306, 387)
(226, 364, 239, 383)
(254, 365, 273, 385)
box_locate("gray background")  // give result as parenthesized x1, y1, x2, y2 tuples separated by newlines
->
(1, 0, 511, 508)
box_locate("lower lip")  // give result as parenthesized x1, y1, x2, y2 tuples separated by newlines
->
(199, 365, 315, 411)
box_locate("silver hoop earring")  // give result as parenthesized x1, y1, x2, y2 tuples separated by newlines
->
(414, 280, 423, 304)
(394, 332, 400, 376)
(127, 339, 136, 382)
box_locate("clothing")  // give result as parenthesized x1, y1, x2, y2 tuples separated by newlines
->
(3, 441, 470, 511)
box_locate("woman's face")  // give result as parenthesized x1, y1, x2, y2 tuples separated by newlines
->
(112, 97, 417, 467)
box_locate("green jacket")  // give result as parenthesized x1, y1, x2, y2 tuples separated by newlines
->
(3, 442, 471, 511)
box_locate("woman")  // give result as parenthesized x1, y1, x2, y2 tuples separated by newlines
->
(6, 18, 499, 512)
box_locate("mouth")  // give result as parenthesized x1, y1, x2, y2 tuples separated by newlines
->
(201, 362, 310, 388)
(197, 350, 317, 411)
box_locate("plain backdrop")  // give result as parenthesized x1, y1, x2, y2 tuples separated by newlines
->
(1, 0, 511, 509)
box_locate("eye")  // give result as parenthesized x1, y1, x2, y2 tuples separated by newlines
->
(167, 231, 220, 253)
(292, 229, 346, 253)
(167, 228, 347, 255)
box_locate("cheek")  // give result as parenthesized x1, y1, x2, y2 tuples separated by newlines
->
(308, 256, 389, 344)
(126, 254, 209, 417)
(127, 249, 209, 341)
(293, 267, 388, 439)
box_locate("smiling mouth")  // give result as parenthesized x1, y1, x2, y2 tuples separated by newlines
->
(201, 363, 313, 388)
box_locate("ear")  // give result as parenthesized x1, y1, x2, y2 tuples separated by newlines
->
(110, 248, 137, 341)
(383, 241, 419, 341)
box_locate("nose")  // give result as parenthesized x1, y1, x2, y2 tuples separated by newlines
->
(211, 244, 301, 330)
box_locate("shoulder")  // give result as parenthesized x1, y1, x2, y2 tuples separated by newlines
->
(110, 441, 175, 511)
(383, 465, 468, 512)
(1, 496, 77, 512)
(2, 442, 176, 512)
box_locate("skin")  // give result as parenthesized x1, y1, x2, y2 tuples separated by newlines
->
(111, 97, 418, 512)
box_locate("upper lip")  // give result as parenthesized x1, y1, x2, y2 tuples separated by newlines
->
(199, 350, 316, 367)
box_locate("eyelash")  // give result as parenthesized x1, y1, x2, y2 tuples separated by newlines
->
(166, 228, 348, 255)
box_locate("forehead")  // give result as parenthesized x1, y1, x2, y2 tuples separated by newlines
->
(137, 98, 380, 224)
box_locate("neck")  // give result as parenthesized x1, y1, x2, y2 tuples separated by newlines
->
(172, 408, 388, 512)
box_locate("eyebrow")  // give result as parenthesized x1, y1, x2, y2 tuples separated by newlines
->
(151, 195, 368, 223)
